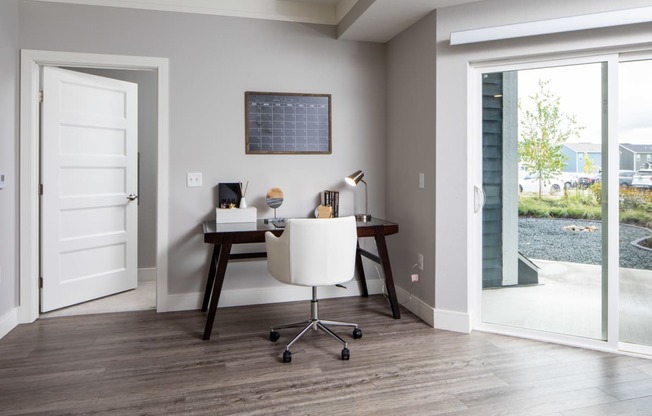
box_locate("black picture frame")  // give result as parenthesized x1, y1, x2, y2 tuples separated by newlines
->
(218, 183, 241, 208)
(245, 91, 332, 154)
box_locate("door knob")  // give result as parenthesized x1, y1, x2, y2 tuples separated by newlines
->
(126, 193, 138, 201)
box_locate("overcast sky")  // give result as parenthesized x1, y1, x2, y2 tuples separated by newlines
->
(517, 60, 652, 145)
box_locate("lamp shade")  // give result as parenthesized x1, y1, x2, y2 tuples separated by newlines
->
(344, 170, 371, 222)
(345, 170, 364, 186)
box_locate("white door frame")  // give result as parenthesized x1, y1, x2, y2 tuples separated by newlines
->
(469, 54, 621, 353)
(19, 49, 170, 323)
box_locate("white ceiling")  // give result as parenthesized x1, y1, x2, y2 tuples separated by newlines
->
(30, 0, 483, 42)
(336, 0, 482, 42)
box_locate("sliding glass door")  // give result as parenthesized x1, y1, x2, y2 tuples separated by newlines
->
(619, 59, 652, 349)
(479, 54, 652, 353)
(480, 61, 608, 340)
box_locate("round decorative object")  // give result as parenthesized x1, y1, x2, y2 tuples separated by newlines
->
(266, 188, 284, 209)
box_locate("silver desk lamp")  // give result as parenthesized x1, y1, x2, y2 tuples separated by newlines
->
(345, 170, 371, 222)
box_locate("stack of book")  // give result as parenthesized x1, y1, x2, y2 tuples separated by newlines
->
(322, 190, 339, 218)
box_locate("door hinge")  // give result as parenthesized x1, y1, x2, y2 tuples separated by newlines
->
(38, 90, 43, 103)
(39, 276, 43, 289)
(39, 184, 43, 196)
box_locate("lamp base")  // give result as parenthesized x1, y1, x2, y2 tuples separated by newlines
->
(355, 214, 372, 222)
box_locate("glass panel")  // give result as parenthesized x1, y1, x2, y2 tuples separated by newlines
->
(619, 60, 652, 347)
(482, 63, 606, 339)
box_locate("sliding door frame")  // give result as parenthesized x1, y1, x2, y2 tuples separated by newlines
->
(617, 51, 652, 357)
(470, 54, 621, 353)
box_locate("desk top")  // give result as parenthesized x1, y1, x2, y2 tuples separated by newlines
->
(203, 218, 398, 244)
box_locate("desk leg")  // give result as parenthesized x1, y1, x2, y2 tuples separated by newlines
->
(203, 236, 233, 340)
(355, 242, 369, 297)
(374, 226, 401, 319)
(201, 244, 220, 312)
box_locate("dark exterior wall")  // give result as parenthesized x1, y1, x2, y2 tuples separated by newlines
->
(620, 150, 634, 171)
(482, 73, 504, 288)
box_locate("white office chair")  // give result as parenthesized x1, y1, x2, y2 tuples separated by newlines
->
(265, 216, 362, 363)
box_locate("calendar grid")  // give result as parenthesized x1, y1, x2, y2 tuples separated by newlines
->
(245, 92, 331, 154)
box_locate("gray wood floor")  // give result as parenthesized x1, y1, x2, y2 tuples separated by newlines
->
(1, 295, 652, 415)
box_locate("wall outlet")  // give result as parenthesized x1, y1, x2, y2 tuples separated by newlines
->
(187, 172, 203, 187)
(417, 253, 424, 270)
(411, 273, 419, 282)
(419, 173, 424, 189)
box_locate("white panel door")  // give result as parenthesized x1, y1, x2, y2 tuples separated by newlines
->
(41, 67, 138, 312)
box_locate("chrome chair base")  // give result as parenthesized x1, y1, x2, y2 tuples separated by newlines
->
(269, 287, 362, 362)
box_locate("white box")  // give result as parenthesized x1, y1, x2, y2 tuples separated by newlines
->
(215, 207, 257, 223)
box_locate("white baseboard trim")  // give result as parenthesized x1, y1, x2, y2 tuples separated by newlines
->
(394, 285, 435, 327)
(165, 278, 384, 312)
(433, 308, 471, 333)
(383, 286, 472, 334)
(138, 267, 157, 282)
(0, 308, 19, 340)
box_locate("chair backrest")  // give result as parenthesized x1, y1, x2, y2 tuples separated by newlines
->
(265, 216, 357, 287)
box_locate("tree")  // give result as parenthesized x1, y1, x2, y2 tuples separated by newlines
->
(583, 152, 594, 174)
(519, 79, 584, 199)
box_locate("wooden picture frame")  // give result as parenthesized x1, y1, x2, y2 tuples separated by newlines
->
(245, 91, 332, 154)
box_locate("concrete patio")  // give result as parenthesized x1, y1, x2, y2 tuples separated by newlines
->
(483, 259, 652, 346)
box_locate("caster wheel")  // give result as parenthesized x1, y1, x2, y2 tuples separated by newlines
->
(341, 348, 350, 361)
(283, 350, 292, 363)
(352, 328, 363, 339)
(270, 331, 280, 342)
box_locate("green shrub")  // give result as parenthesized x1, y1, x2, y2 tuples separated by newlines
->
(518, 195, 600, 219)
(620, 186, 652, 209)
(518, 188, 652, 229)
(590, 182, 602, 203)
(518, 187, 652, 228)
(576, 189, 599, 205)
(620, 209, 652, 228)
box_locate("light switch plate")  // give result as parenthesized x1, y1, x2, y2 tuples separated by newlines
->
(187, 172, 202, 187)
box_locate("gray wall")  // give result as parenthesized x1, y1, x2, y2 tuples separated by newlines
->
(65, 68, 158, 270)
(0, 0, 19, 319)
(386, 12, 437, 309)
(18, 1, 387, 297)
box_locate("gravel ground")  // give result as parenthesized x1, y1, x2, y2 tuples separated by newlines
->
(518, 218, 652, 270)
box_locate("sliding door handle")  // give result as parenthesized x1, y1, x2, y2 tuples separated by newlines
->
(473, 185, 485, 213)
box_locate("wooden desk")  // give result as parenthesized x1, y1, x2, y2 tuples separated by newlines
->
(201, 218, 400, 340)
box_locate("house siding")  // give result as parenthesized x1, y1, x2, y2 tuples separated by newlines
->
(482, 73, 504, 288)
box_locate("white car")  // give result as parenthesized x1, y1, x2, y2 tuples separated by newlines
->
(519, 174, 566, 194)
(632, 169, 652, 189)
(558, 172, 578, 189)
